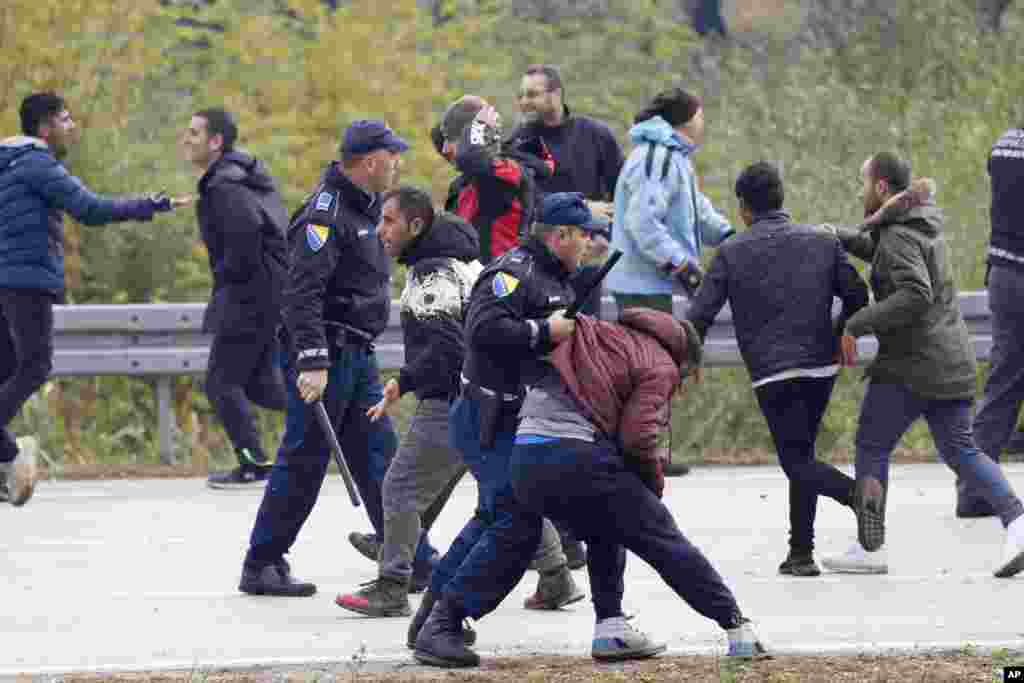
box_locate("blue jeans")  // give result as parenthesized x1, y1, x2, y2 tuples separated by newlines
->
(856, 381, 1024, 527)
(245, 344, 398, 567)
(510, 437, 743, 629)
(974, 264, 1024, 460)
(428, 395, 542, 619)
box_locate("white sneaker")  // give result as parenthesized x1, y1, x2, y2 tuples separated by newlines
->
(821, 542, 888, 574)
(995, 514, 1024, 578)
(8, 437, 38, 507)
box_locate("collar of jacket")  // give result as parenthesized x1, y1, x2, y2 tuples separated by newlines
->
(749, 209, 792, 231)
(198, 150, 252, 194)
(0, 135, 49, 151)
(323, 162, 377, 216)
(522, 236, 574, 281)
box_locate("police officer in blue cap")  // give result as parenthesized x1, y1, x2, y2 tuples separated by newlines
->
(411, 192, 603, 668)
(237, 120, 409, 596)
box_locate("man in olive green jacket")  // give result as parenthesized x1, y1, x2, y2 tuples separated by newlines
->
(821, 152, 1024, 578)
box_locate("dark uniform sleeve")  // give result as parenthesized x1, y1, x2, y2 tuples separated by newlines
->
(282, 201, 339, 371)
(465, 268, 551, 355)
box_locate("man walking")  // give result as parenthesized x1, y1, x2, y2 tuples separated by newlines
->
(0, 92, 185, 506)
(237, 120, 406, 596)
(822, 152, 1024, 578)
(687, 162, 870, 576)
(181, 108, 289, 488)
(335, 186, 481, 618)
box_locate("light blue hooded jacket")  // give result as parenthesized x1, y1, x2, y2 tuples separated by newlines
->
(606, 116, 733, 296)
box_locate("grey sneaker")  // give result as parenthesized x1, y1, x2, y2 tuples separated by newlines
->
(207, 465, 270, 490)
(2, 437, 38, 507)
(523, 565, 585, 610)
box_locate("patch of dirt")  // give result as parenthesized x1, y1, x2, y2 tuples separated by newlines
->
(55, 653, 1013, 682)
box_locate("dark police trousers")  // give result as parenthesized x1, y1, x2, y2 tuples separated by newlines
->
(205, 328, 287, 464)
(0, 288, 55, 463)
(245, 341, 397, 568)
(428, 394, 543, 619)
(510, 436, 743, 628)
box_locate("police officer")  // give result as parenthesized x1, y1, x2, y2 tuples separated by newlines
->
(237, 120, 405, 596)
(411, 190, 598, 669)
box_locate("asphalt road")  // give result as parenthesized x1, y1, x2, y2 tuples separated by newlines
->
(3, 463, 1023, 678)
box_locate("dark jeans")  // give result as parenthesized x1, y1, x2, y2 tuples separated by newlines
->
(205, 329, 287, 464)
(510, 436, 743, 629)
(974, 264, 1024, 460)
(857, 381, 1024, 527)
(754, 376, 854, 554)
(245, 344, 398, 568)
(429, 395, 543, 620)
(0, 288, 55, 463)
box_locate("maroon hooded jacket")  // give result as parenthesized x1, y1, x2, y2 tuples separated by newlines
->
(548, 308, 702, 496)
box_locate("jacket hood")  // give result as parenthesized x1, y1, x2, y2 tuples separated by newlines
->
(882, 203, 944, 238)
(628, 116, 694, 154)
(399, 212, 480, 266)
(200, 150, 278, 195)
(0, 136, 50, 172)
(619, 308, 702, 370)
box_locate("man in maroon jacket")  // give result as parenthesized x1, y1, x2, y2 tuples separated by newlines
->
(507, 274, 767, 658)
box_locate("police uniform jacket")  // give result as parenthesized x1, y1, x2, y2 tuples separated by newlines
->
(462, 237, 575, 396)
(283, 162, 390, 372)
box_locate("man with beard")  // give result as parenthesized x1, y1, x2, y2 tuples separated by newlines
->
(181, 108, 289, 489)
(821, 152, 1024, 578)
(335, 186, 482, 624)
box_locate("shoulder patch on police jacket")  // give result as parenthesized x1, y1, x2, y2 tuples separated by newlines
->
(306, 224, 330, 252)
(492, 272, 520, 298)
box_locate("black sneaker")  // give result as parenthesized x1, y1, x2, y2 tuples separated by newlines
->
(855, 477, 886, 552)
(778, 552, 821, 577)
(349, 531, 381, 562)
(208, 465, 271, 490)
(239, 559, 316, 597)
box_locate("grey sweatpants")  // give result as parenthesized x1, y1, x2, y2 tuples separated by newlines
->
(380, 398, 565, 582)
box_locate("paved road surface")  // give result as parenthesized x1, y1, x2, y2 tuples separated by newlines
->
(3, 463, 1023, 678)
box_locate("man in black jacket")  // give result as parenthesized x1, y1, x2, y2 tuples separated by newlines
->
(182, 108, 289, 488)
(0, 92, 184, 507)
(336, 186, 481, 620)
(686, 162, 870, 576)
(237, 120, 406, 597)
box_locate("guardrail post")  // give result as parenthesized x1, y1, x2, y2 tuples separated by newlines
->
(156, 376, 175, 465)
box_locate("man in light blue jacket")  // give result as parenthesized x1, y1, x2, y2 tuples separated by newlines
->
(607, 88, 734, 317)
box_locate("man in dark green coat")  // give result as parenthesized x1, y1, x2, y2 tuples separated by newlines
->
(821, 152, 1024, 578)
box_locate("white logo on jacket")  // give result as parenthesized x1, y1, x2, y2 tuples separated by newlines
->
(400, 259, 483, 320)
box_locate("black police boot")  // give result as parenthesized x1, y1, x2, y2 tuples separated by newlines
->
(413, 598, 480, 668)
(407, 590, 476, 650)
(956, 477, 997, 518)
(778, 550, 821, 577)
(239, 558, 316, 597)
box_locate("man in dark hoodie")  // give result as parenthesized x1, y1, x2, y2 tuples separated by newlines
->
(182, 108, 289, 488)
(0, 92, 185, 507)
(821, 152, 1024, 579)
(335, 186, 481, 624)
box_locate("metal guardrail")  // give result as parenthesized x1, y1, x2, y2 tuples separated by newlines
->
(51, 292, 994, 464)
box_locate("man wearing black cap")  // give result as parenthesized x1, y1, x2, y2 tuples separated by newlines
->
(411, 193, 598, 669)
(237, 120, 407, 597)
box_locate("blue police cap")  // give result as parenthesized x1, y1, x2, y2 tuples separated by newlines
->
(342, 120, 410, 156)
(539, 192, 599, 231)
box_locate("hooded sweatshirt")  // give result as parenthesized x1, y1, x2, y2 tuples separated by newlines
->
(606, 116, 733, 296)
(840, 204, 976, 400)
(196, 150, 288, 335)
(0, 136, 159, 295)
(396, 212, 483, 401)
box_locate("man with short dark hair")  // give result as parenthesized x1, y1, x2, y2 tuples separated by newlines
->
(687, 162, 869, 577)
(335, 186, 482, 619)
(237, 120, 407, 597)
(0, 92, 187, 507)
(181, 108, 289, 488)
(822, 152, 1024, 578)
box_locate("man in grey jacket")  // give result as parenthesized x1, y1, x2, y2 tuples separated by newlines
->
(822, 152, 1024, 578)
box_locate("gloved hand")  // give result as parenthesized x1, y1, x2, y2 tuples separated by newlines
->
(148, 192, 193, 213)
(664, 260, 704, 297)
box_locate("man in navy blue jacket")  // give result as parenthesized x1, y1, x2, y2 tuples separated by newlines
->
(0, 92, 186, 506)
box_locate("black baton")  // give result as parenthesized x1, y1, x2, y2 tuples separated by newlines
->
(313, 400, 361, 507)
(565, 249, 623, 320)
